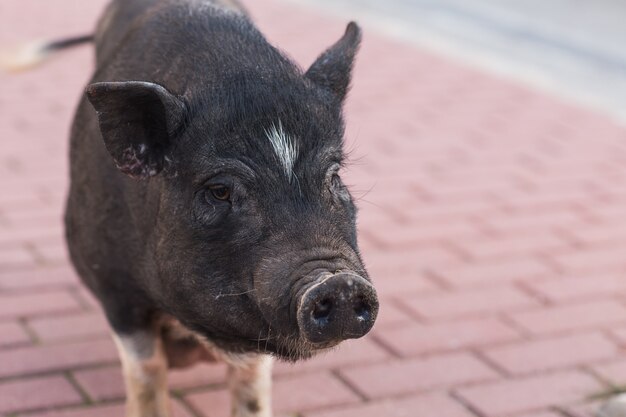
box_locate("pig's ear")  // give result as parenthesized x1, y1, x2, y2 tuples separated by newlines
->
(85, 81, 186, 179)
(305, 22, 362, 102)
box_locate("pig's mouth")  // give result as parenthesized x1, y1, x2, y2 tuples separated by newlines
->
(255, 332, 342, 362)
(179, 255, 378, 362)
(191, 324, 341, 362)
(159, 314, 337, 364)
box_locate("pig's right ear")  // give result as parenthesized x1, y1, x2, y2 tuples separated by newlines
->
(85, 81, 186, 179)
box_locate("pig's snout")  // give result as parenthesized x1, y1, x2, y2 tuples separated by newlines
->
(297, 272, 378, 345)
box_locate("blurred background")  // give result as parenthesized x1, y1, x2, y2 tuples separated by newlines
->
(2, 0, 626, 416)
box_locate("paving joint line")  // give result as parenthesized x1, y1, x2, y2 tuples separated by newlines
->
(449, 389, 488, 417)
(469, 348, 512, 378)
(64, 370, 94, 405)
(330, 368, 370, 403)
(367, 333, 404, 359)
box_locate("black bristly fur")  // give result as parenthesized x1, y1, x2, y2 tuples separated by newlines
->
(66, 0, 373, 360)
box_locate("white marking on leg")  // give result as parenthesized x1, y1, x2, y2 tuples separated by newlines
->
(265, 120, 298, 183)
(112, 331, 171, 417)
(227, 355, 273, 417)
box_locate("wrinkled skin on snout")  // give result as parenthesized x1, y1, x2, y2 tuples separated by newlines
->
(67, 3, 377, 363)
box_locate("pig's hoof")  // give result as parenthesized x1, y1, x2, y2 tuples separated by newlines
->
(598, 394, 626, 417)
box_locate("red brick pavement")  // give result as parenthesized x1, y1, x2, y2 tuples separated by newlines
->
(2, 0, 626, 416)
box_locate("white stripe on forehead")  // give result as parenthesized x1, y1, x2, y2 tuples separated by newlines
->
(264, 120, 298, 182)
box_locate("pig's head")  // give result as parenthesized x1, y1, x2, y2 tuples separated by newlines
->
(86, 22, 378, 361)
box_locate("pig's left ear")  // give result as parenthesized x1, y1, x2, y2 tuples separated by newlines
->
(305, 22, 362, 102)
(85, 81, 186, 179)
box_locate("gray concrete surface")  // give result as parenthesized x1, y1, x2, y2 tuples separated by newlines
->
(288, 0, 626, 123)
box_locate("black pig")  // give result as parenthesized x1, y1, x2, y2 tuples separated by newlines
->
(22, 0, 380, 415)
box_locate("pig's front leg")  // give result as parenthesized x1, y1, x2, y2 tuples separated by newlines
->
(112, 330, 171, 417)
(227, 355, 273, 417)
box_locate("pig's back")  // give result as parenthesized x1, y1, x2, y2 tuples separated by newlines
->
(91, 0, 286, 98)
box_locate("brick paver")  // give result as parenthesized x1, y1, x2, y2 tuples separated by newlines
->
(456, 371, 603, 416)
(0, 339, 118, 378)
(0, 322, 30, 347)
(0, 290, 81, 319)
(397, 286, 540, 320)
(482, 332, 619, 375)
(509, 300, 626, 335)
(305, 393, 476, 417)
(27, 312, 110, 343)
(187, 372, 361, 415)
(2, 0, 626, 415)
(515, 413, 564, 417)
(74, 363, 228, 401)
(339, 352, 499, 399)
(375, 317, 521, 357)
(525, 271, 626, 302)
(0, 376, 82, 414)
(22, 402, 195, 417)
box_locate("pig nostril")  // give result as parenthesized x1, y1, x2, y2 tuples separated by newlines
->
(298, 273, 378, 344)
(354, 299, 371, 322)
(312, 298, 333, 323)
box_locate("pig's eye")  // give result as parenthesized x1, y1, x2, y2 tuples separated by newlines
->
(207, 184, 231, 202)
